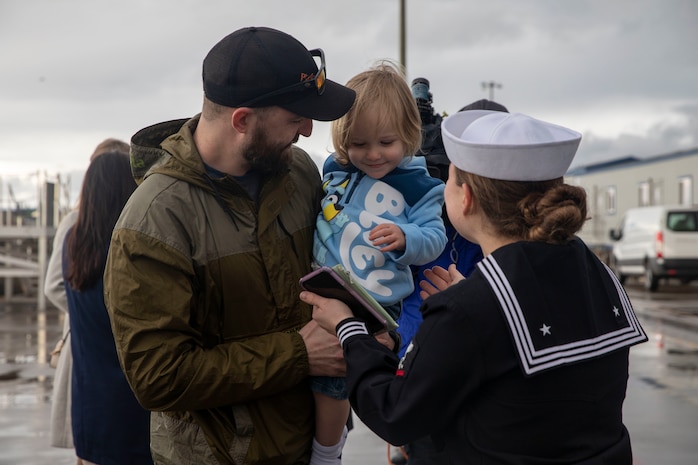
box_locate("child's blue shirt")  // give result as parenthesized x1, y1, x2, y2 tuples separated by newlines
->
(313, 155, 446, 306)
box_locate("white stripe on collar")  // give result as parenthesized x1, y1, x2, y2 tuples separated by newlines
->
(477, 255, 647, 376)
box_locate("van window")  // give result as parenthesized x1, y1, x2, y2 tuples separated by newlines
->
(667, 211, 698, 232)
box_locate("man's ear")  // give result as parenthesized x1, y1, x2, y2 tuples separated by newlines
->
(231, 108, 253, 133)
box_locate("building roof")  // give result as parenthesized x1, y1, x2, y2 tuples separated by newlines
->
(567, 147, 698, 176)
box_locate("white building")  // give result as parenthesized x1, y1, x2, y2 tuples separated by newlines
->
(566, 147, 697, 252)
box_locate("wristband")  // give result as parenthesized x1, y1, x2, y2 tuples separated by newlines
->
(336, 318, 369, 347)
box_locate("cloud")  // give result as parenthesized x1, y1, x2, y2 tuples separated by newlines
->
(1, 0, 697, 207)
(571, 102, 698, 169)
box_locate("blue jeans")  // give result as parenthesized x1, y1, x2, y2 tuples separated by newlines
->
(310, 375, 348, 400)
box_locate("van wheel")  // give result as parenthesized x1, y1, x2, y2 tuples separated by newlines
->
(644, 267, 659, 292)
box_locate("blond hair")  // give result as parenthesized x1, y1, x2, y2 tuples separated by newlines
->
(331, 61, 421, 165)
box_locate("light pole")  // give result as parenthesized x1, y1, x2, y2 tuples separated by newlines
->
(482, 81, 502, 100)
(400, 0, 406, 72)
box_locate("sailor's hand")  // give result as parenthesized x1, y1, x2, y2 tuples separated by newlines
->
(300, 291, 354, 335)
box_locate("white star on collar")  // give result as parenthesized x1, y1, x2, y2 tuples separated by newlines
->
(539, 324, 551, 336)
(612, 306, 620, 317)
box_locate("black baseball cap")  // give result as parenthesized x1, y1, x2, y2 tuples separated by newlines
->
(203, 27, 356, 121)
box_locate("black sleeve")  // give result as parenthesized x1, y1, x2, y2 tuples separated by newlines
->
(344, 290, 486, 446)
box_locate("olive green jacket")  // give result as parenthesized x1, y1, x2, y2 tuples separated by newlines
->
(104, 115, 322, 464)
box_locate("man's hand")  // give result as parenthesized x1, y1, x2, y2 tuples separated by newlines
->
(299, 319, 346, 377)
(375, 331, 397, 352)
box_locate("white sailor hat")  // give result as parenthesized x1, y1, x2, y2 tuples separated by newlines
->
(441, 110, 582, 181)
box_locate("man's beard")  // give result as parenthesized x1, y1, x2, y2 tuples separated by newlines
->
(242, 125, 295, 176)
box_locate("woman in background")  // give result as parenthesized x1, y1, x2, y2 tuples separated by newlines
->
(63, 151, 152, 465)
(45, 138, 129, 465)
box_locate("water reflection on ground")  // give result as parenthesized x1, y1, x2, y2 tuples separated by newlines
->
(0, 300, 76, 464)
(1, 283, 698, 464)
(632, 315, 698, 409)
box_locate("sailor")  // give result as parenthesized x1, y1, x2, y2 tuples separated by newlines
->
(302, 110, 648, 464)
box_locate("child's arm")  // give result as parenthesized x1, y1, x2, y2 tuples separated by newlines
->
(396, 184, 448, 266)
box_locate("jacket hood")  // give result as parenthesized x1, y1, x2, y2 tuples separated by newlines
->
(130, 116, 210, 190)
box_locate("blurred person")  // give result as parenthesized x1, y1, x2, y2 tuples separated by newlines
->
(304, 110, 648, 464)
(397, 83, 508, 358)
(63, 152, 148, 464)
(88, 138, 130, 162)
(45, 138, 129, 465)
(391, 87, 509, 464)
(103, 27, 357, 464)
(310, 63, 446, 465)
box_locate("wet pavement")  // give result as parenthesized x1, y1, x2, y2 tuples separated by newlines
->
(1, 281, 697, 464)
(0, 298, 76, 465)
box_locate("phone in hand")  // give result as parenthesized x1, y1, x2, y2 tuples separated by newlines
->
(299, 266, 398, 334)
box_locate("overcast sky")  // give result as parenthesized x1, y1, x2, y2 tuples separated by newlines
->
(1, 0, 697, 206)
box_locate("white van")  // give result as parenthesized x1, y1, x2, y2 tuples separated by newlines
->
(609, 205, 698, 291)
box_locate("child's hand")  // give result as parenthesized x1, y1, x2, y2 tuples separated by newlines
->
(419, 264, 465, 299)
(368, 223, 405, 252)
(300, 291, 354, 335)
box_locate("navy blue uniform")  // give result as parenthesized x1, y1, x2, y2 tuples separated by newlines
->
(341, 238, 647, 464)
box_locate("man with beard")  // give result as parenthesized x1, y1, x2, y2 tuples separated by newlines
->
(103, 27, 356, 465)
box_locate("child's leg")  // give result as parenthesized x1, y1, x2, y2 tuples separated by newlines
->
(310, 391, 350, 465)
(314, 391, 351, 446)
